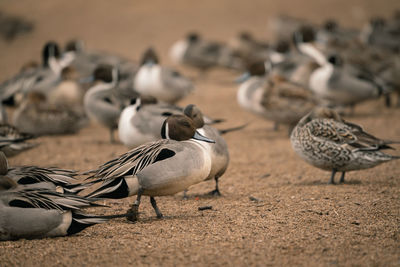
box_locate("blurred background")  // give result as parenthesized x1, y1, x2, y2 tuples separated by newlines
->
(1, 0, 399, 80)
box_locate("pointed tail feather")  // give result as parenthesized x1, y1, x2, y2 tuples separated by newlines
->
(67, 211, 126, 235)
(218, 123, 249, 135)
(204, 117, 226, 125)
(62, 182, 96, 194)
(81, 169, 98, 178)
(85, 178, 130, 199)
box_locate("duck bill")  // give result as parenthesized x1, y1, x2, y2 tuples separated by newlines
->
(235, 72, 250, 83)
(192, 131, 215, 143)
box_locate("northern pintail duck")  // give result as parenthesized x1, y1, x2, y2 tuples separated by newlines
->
(377, 55, 400, 106)
(0, 151, 86, 194)
(228, 31, 270, 64)
(183, 105, 229, 196)
(84, 64, 123, 143)
(0, 41, 71, 102)
(265, 40, 318, 87)
(134, 47, 194, 104)
(64, 40, 138, 90)
(316, 19, 359, 47)
(292, 25, 329, 66)
(237, 62, 316, 131)
(360, 17, 400, 52)
(0, 124, 38, 157)
(236, 61, 269, 118)
(170, 32, 243, 73)
(0, 176, 120, 241)
(86, 114, 215, 222)
(118, 98, 226, 148)
(260, 74, 317, 132)
(118, 98, 182, 148)
(290, 107, 400, 184)
(12, 92, 87, 136)
(47, 66, 85, 111)
(268, 15, 313, 41)
(308, 54, 386, 108)
(294, 26, 393, 108)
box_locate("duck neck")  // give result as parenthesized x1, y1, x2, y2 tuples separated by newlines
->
(86, 82, 114, 99)
(298, 43, 327, 66)
(59, 51, 76, 69)
(170, 40, 189, 64)
(48, 57, 63, 75)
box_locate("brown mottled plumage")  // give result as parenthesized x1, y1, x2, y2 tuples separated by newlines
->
(260, 75, 317, 129)
(291, 107, 400, 184)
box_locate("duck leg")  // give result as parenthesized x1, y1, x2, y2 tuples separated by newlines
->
(150, 197, 163, 219)
(127, 188, 144, 222)
(109, 128, 116, 143)
(397, 93, 400, 107)
(273, 122, 279, 131)
(329, 169, 337, 185)
(182, 189, 189, 200)
(339, 172, 346, 183)
(384, 94, 392, 107)
(208, 177, 221, 196)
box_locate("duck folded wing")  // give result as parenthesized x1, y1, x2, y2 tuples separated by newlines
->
(308, 119, 397, 151)
(8, 166, 78, 184)
(341, 120, 399, 150)
(90, 140, 175, 182)
(1, 188, 101, 211)
(276, 83, 314, 100)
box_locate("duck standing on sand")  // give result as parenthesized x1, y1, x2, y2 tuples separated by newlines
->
(183, 104, 229, 196)
(86, 114, 215, 222)
(290, 107, 400, 184)
(84, 64, 122, 143)
(134, 47, 194, 104)
(237, 61, 316, 132)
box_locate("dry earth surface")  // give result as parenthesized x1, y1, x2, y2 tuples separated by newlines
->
(0, 0, 400, 266)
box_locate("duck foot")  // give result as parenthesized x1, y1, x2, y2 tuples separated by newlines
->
(207, 188, 221, 197)
(339, 172, 346, 183)
(126, 203, 139, 222)
(182, 189, 189, 200)
(273, 122, 279, 131)
(329, 169, 337, 185)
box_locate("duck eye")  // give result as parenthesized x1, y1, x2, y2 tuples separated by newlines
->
(181, 121, 191, 128)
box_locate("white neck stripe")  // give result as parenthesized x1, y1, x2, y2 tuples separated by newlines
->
(165, 122, 170, 139)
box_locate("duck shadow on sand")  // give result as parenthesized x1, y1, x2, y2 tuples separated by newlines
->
(295, 179, 362, 186)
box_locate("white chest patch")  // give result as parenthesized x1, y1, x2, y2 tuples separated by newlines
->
(134, 65, 163, 95)
(118, 106, 140, 146)
(310, 65, 333, 97)
(169, 40, 188, 64)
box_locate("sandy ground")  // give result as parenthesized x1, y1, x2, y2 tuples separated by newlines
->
(1, 0, 400, 266)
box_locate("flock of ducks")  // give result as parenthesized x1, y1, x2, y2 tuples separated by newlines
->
(0, 12, 399, 240)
